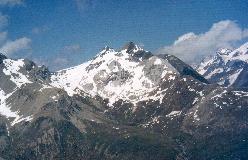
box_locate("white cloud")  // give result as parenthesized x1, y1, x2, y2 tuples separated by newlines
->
(0, 0, 23, 6)
(75, 0, 96, 12)
(31, 25, 50, 34)
(62, 44, 82, 54)
(0, 13, 8, 30)
(0, 31, 7, 44)
(173, 32, 197, 45)
(0, 7, 32, 57)
(0, 37, 31, 55)
(243, 29, 248, 38)
(157, 20, 248, 63)
(75, 0, 90, 10)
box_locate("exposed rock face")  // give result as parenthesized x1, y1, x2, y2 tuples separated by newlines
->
(51, 42, 208, 106)
(0, 43, 248, 159)
(158, 54, 209, 83)
(0, 53, 7, 63)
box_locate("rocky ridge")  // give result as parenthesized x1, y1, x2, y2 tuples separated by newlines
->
(0, 42, 248, 159)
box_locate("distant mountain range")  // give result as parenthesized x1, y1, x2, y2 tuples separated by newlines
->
(196, 42, 248, 88)
(0, 42, 248, 159)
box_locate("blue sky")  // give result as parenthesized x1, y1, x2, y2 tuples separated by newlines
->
(0, 0, 248, 70)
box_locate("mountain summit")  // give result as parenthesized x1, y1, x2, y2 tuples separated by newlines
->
(121, 41, 137, 52)
(51, 42, 207, 106)
(0, 53, 7, 63)
(197, 42, 248, 87)
(0, 43, 248, 159)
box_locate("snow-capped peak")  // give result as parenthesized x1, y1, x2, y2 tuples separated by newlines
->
(197, 42, 248, 87)
(121, 41, 143, 53)
(229, 42, 248, 61)
(216, 48, 232, 56)
(51, 43, 180, 106)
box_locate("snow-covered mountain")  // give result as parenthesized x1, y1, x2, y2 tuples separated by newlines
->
(197, 42, 248, 87)
(1, 43, 248, 159)
(0, 53, 53, 125)
(51, 42, 207, 106)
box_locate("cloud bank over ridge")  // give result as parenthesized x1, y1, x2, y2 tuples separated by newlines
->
(157, 20, 248, 63)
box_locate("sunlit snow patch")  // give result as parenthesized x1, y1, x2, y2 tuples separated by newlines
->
(0, 89, 33, 126)
(3, 59, 32, 87)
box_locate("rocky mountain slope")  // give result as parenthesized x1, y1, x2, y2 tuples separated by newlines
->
(0, 43, 248, 159)
(51, 42, 208, 106)
(196, 42, 248, 88)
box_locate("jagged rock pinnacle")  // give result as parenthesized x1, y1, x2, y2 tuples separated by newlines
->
(0, 53, 7, 63)
(122, 42, 136, 53)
